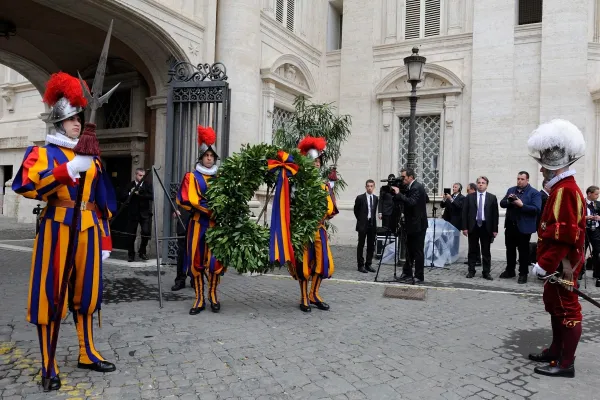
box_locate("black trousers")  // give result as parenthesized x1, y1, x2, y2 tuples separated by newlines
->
(586, 228, 600, 278)
(126, 216, 152, 256)
(357, 221, 377, 267)
(468, 223, 492, 275)
(403, 229, 426, 280)
(504, 222, 532, 276)
(174, 236, 187, 285)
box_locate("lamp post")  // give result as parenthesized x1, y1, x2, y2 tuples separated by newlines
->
(403, 47, 426, 171)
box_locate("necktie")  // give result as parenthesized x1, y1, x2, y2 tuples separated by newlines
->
(476, 193, 483, 227)
(368, 195, 372, 220)
(588, 202, 596, 215)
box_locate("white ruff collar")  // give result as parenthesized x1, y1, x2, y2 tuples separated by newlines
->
(547, 169, 577, 190)
(196, 163, 217, 176)
(45, 132, 78, 149)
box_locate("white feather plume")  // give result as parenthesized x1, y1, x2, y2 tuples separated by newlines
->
(527, 119, 585, 157)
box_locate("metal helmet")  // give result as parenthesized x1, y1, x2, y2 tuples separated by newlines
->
(197, 125, 219, 160)
(46, 96, 85, 124)
(42, 72, 88, 130)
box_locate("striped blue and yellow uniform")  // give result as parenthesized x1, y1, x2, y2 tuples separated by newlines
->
(176, 170, 224, 309)
(12, 143, 116, 377)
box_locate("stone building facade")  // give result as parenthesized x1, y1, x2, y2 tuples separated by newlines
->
(1, 0, 599, 245)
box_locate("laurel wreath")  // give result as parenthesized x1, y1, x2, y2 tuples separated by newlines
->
(205, 143, 328, 274)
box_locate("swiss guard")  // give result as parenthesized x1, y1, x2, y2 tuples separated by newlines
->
(527, 119, 586, 378)
(176, 125, 224, 315)
(12, 72, 117, 391)
(293, 136, 339, 312)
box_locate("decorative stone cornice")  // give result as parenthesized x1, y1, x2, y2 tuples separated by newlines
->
(146, 95, 167, 109)
(261, 54, 316, 98)
(373, 33, 473, 62)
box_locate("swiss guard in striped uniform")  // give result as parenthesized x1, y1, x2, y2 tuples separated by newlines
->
(176, 125, 224, 315)
(12, 72, 117, 391)
(294, 136, 339, 312)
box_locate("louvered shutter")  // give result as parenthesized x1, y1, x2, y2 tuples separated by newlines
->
(405, 0, 421, 39)
(424, 0, 440, 37)
(286, 0, 295, 31)
(276, 0, 284, 23)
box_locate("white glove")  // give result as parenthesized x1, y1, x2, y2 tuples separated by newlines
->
(66, 155, 94, 179)
(102, 250, 111, 261)
(531, 263, 547, 277)
(329, 181, 335, 189)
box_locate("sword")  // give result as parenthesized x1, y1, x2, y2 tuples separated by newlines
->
(43, 20, 120, 391)
(544, 273, 600, 309)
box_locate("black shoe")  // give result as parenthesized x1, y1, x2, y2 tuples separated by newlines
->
(414, 278, 424, 285)
(397, 273, 413, 281)
(171, 282, 185, 291)
(299, 304, 311, 312)
(358, 267, 368, 273)
(189, 305, 205, 315)
(127, 255, 134, 262)
(77, 360, 116, 373)
(596, 279, 600, 288)
(210, 302, 221, 313)
(528, 349, 558, 363)
(463, 261, 469, 265)
(365, 265, 376, 273)
(499, 270, 516, 279)
(518, 275, 527, 284)
(534, 362, 575, 378)
(482, 273, 493, 281)
(41, 375, 61, 392)
(466, 272, 475, 278)
(138, 253, 149, 261)
(310, 300, 330, 310)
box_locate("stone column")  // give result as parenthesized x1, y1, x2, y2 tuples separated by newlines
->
(444, 95, 459, 186)
(384, 0, 398, 44)
(146, 95, 167, 243)
(469, 0, 515, 190)
(539, 0, 590, 183)
(447, 0, 463, 35)
(379, 100, 395, 177)
(260, 81, 276, 143)
(216, 0, 262, 153)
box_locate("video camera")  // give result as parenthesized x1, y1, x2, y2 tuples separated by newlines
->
(380, 175, 407, 193)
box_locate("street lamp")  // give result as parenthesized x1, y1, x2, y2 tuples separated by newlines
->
(403, 47, 426, 171)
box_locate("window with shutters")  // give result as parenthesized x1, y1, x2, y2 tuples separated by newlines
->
(275, 0, 296, 32)
(518, 0, 542, 25)
(405, 0, 441, 40)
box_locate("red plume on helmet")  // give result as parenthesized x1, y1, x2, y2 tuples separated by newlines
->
(298, 136, 327, 156)
(43, 72, 88, 108)
(197, 125, 216, 146)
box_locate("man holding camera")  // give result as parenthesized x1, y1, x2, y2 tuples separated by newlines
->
(122, 168, 153, 262)
(391, 168, 428, 284)
(584, 186, 600, 287)
(378, 174, 397, 231)
(499, 171, 541, 284)
(441, 183, 464, 230)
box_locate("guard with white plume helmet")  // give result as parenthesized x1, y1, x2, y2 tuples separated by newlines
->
(527, 119, 587, 378)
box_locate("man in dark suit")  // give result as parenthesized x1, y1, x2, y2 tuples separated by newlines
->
(354, 179, 378, 273)
(462, 176, 499, 280)
(499, 171, 541, 284)
(441, 182, 465, 230)
(122, 168, 153, 262)
(391, 167, 428, 284)
(584, 186, 600, 287)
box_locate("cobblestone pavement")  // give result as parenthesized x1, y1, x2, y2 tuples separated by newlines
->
(1, 242, 600, 400)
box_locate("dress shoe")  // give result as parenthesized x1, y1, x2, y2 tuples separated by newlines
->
(299, 304, 311, 312)
(596, 279, 600, 287)
(518, 275, 527, 284)
(365, 265, 376, 273)
(528, 349, 558, 363)
(138, 253, 149, 261)
(397, 273, 413, 281)
(414, 278, 424, 285)
(534, 362, 575, 378)
(210, 302, 221, 313)
(482, 273, 493, 281)
(127, 255, 134, 262)
(466, 272, 475, 278)
(357, 266, 368, 273)
(77, 360, 116, 373)
(310, 300, 330, 310)
(499, 270, 516, 279)
(171, 282, 185, 291)
(41, 375, 61, 392)
(189, 305, 205, 315)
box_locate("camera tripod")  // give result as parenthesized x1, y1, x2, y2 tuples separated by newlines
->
(374, 222, 407, 283)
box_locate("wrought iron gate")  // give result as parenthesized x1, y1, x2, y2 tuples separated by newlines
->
(162, 61, 231, 261)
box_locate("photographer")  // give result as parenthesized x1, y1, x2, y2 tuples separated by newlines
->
(122, 168, 153, 262)
(441, 183, 464, 230)
(584, 186, 600, 287)
(378, 174, 397, 231)
(499, 171, 541, 284)
(391, 168, 428, 284)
